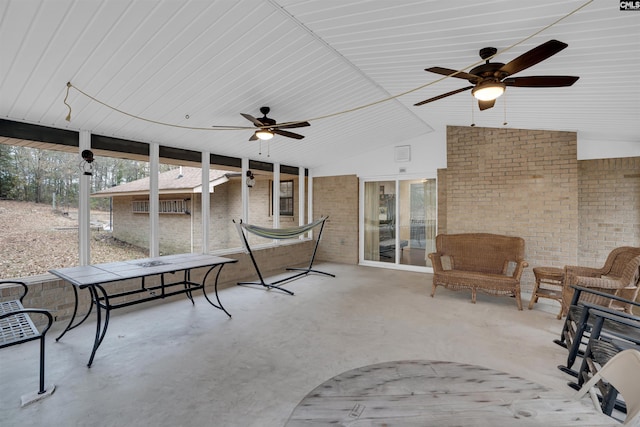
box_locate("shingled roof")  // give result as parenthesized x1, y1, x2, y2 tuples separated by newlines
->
(92, 167, 239, 197)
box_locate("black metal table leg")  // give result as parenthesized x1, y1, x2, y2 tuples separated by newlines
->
(87, 284, 111, 368)
(56, 284, 94, 342)
(184, 269, 195, 305)
(202, 264, 232, 318)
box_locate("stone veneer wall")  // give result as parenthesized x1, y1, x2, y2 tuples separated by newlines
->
(441, 125, 579, 289)
(313, 175, 359, 265)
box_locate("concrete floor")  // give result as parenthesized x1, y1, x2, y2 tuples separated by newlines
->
(1, 263, 574, 427)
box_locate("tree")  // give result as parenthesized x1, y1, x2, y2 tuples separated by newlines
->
(0, 145, 18, 199)
(0, 143, 178, 209)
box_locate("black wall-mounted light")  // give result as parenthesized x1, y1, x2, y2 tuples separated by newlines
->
(246, 170, 255, 188)
(80, 149, 95, 176)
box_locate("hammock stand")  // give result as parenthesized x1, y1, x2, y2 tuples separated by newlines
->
(234, 216, 335, 295)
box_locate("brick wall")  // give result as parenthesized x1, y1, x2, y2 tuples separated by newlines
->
(313, 175, 359, 264)
(437, 168, 447, 234)
(578, 157, 640, 265)
(441, 126, 579, 288)
(112, 197, 151, 250)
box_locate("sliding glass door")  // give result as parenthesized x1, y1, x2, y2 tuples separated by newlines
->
(363, 181, 395, 262)
(362, 178, 436, 269)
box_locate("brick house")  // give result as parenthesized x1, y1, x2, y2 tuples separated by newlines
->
(92, 167, 303, 255)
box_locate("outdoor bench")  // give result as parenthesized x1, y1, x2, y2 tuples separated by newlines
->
(428, 233, 528, 309)
(0, 280, 54, 405)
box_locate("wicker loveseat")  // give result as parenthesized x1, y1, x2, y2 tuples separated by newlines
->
(428, 233, 528, 309)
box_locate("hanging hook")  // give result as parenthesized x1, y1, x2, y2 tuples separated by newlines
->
(64, 82, 72, 121)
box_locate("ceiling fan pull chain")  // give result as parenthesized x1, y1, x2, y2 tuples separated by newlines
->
(470, 96, 476, 127)
(503, 92, 508, 126)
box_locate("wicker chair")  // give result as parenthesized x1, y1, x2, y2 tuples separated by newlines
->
(555, 253, 640, 372)
(428, 233, 528, 309)
(563, 247, 640, 312)
(555, 249, 640, 372)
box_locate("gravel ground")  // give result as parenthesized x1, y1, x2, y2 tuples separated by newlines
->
(0, 200, 148, 279)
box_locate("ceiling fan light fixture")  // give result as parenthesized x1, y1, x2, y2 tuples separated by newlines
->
(255, 129, 274, 140)
(472, 80, 506, 101)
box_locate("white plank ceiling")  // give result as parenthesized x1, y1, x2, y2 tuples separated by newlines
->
(1, 0, 638, 169)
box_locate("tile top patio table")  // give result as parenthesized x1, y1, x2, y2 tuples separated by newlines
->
(50, 253, 237, 367)
(285, 360, 617, 426)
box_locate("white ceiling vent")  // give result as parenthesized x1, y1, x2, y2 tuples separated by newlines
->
(395, 145, 411, 162)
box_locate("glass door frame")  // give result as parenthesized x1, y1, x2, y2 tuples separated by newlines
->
(359, 175, 436, 273)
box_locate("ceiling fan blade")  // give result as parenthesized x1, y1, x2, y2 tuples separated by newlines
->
(426, 67, 480, 82)
(273, 120, 311, 129)
(273, 129, 305, 140)
(499, 40, 568, 76)
(249, 132, 259, 141)
(241, 113, 265, 127)
(504, 75, 579, 87)
(414, 86, 473, 106)
(478, 99, 495, 111)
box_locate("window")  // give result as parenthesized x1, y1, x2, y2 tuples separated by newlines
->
(278, 180, 294, 216)
(160, 199, 189, 214)
(132, 199, 189, 214)
(132, 200, 150, 213)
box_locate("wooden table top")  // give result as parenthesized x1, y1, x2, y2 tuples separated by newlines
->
(285, 360, 616, 426)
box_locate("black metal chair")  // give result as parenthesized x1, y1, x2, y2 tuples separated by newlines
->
(554, 285, 640, 377)
(0, 280, 54, 405)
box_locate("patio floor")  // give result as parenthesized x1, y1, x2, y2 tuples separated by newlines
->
(1, 263, 572, 427)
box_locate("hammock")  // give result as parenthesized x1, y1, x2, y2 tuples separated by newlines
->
(234, 216, 334, 295)
(239, 216, 327, 241)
